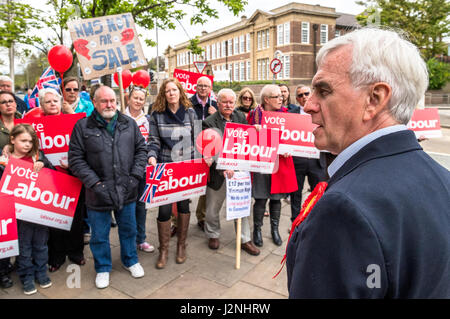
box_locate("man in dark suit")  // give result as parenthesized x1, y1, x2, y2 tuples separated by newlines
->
(189, 76, 218, 231)
(286, 28, 450, 298)
(288, 85, 327, 223)
(202, 88, 260, 256)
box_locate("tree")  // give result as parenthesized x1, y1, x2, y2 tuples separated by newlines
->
(356, 0, 449, 60)
(426, 58, 450, 90)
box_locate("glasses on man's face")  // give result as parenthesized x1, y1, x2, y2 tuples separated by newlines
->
(242, 96, 253, 101)
(297, 92, 310, 98)
(0, 99, 14, 105)
(197, 84, 210, 89)
(65, 87, 79, 92)
(268, 95, 283, 99)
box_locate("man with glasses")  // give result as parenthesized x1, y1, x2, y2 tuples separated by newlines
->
(288, 85, 327, 225)
(62, 77, 94, 116)
(189, 76, 218, 232)
(0, 75, 28, 115)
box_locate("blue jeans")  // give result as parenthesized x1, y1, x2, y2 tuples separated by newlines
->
(87, 202, 138, 273)
(135, 177, 147, 244)
(16, 221, 49, 284)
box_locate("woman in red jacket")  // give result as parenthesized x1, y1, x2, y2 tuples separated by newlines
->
(247, 85, 297, 247)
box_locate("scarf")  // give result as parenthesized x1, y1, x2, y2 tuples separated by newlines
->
(93, 109, 118, 137)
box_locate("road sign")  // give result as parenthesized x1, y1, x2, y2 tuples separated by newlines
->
(270, 58, 283, 74)
(194, 61, 208, 74)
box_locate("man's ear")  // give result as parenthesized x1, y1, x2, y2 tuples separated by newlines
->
(363, 82, 392, 121)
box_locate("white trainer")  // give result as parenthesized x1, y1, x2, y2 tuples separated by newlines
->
(125, 263, 145, 278)
(95, 272, 110, 289)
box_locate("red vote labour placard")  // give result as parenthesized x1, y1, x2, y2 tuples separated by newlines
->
(173, 68, 214, 95)
(407, 108, 442, 138)
(0, 194, 19, 258)
(0, 158, 82, 230)
(261, 111, 320, 159)
(16, 113, 86, 167)
(140, 160, 209, 208)
(216, 123, 280, 174)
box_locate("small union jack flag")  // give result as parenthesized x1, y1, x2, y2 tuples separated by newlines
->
(140, 163, 166, 204)
(30, 67, 62, 99)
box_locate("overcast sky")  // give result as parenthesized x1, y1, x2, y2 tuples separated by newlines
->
(1, 0, 365, 75)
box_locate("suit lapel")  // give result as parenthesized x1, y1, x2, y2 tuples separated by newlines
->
(328, 130, 422, 188)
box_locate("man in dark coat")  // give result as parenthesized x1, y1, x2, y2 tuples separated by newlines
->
(202, 88, 260, 256)
(69, 85, 148, 289)
(0, 76, 28, 114)
(286, 28, 450, 298)
(189, 76, 218, 231)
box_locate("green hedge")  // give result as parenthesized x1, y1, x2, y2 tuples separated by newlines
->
(212, 80, 290, 92)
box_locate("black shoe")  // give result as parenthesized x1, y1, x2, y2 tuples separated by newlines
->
(0, 274, 13, 289)
(271, 227, 282, 246)
(253, 228, 263, 247)
(197, 220, 205, 231)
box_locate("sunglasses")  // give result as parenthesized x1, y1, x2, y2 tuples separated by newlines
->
(65, 87, 79, 92)
(242, 96, 253, 101)
(297, 92, 310, 98)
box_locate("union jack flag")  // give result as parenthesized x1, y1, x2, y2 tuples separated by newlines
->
(30, 67, 62, 98)
(139, 163, 166, 204)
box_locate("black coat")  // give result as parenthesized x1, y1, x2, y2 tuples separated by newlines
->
(68, 112, 147, 211)
(286, 130, 450, 298)
(190, 94, 218, 121)
(202, 110, 247, 190)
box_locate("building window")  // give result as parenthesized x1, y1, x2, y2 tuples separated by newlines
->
(211, 43, 216, 60)
(284, 55, 290, 79)
(335, 30, 341, 38)
(240, 35, 245, 53)
(257, 31, 261, 50)
(234, 37, 239, 55)
(257, 60, 261, 80)
(234, 63, 239, 81)
(246, 33, 250, 52)
(222, 41, 226, 57)
(277, 24, 283, 45)
(284, 22, 290, 44)
(301, 22, 310, 44)
(240, 62, 245, 81)
(228, 39, 233, 55)
(217, 42, 221, 58)
(247, 61, 251, 81)
(320, 24, 328, 44)
(266, 29, 270, 48)
(262, 30, 266, 49)
(206, 45, 210, 60)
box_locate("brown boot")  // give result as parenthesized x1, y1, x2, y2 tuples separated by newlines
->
(176, 213, 191, 264)
(156, 219, 171, 269)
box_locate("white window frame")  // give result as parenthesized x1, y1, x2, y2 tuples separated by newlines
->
(217, 42, 221, 59)
(240, 35, 245, 53)
(284, 22, 290, 44)
(246, 61, 251, 81)
(211, 43, 216, 60)
(266, 29, 270, 48)
(228, 39, 233, 55)
(222, 41, 226, 57)
(257, 31, 261, 50)
(234, 37, 239, 55)
(234, 62, 239, 81)
(246, 33, 250, 52)
(277, 24, 284, 46)
(262, 30, 266, 49)
(240, 62, 245, 81)
(301, 22, 310, 44)
(257, 60, 261, 80)
(206, 45, 210, 60)
(284, 55, 290, 79)
(320, 24, 328, 44)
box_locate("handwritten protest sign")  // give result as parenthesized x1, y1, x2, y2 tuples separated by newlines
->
(140, 160, 209, 208)
(0, 158, 82, 231)
(262, 111, 320, 159)
(67, 13, 147, 80)
(173, 69, 214, 95)
(0, 194, 19, 259)
(16, 113, 85, 167)
(407, 108, 442, 138)
(226, 172, 251, 221)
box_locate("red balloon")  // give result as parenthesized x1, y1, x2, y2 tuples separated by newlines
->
(47, 45, 73, 73)
(113, 70, 133, 89)
(132, 70, 150, 88)
(23, 107, 44, 119)
(196, 128, 223, 157)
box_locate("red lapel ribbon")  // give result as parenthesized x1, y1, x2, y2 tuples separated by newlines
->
(273, 181, 328, 279)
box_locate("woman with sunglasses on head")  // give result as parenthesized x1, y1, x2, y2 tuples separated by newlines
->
(236, 87, 257, 116)
(62, 77, 94, 116)
(0, 90, 23, 289)
(148, 78, 198, 269)
(124, 86, 155, 254)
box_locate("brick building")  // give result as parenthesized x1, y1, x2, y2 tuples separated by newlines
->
(165, 2, 359, 85)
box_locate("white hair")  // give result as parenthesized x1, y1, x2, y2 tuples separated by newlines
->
(0, 75, 13, 83)
(38, 88, 62, 106)
(317, 27, 428, 124)
(260, 84, 280, 104)
(197, 76, 212, 87)
(217, 88, 236, 103)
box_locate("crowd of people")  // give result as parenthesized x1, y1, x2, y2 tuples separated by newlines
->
(0, 27, 449, 298)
